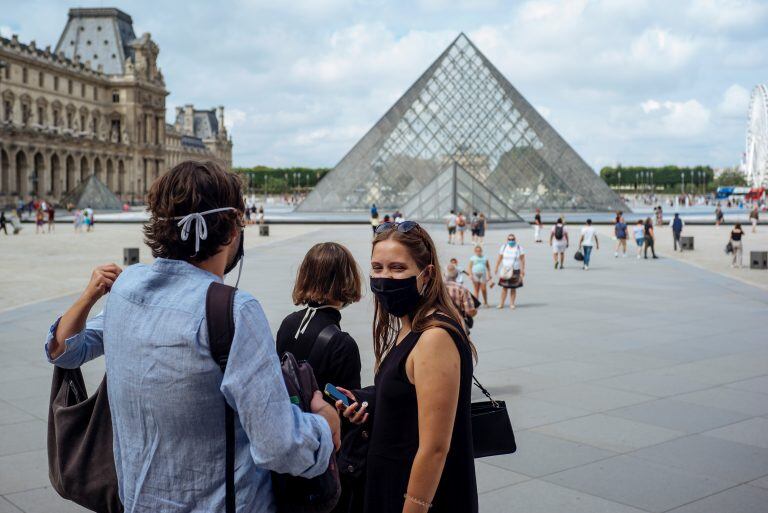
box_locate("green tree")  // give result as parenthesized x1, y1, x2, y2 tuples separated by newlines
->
(714, 168, 748, 188)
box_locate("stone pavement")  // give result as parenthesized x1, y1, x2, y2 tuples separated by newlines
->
(1, 224, 767, 512)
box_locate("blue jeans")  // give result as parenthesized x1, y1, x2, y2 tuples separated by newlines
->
(583, 245, 593, 266)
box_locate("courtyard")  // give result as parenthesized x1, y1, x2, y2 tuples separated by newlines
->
(1, 221, 767, 512)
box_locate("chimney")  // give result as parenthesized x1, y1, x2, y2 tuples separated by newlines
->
(216, 106, 225, 134)
(183, 104, 194, 136)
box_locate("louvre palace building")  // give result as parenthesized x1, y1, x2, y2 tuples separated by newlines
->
(0, 7, 232, 207)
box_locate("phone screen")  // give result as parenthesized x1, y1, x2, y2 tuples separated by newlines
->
(324, 383, 350, 407)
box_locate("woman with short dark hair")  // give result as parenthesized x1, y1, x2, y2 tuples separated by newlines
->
(276, 242, 365, 513)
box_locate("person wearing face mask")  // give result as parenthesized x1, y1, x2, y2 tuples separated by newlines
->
(43, 161, 339, 512)
(335, 221, 479, 513)
(494, 233, 526, 309)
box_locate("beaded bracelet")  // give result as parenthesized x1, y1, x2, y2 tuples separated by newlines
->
(404, 493, 432, 509)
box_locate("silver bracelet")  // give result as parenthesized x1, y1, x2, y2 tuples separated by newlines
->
(404, 493, 432, 509)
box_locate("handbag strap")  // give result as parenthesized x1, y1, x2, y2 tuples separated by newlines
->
(309, 323, 341, 365)
(472, 375, 499, 408)
(206, 281, 237, 513)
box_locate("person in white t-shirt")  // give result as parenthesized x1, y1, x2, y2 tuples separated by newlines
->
(494, 233, 525, 309)
(578, 219, 599, 270)
(549, 218, 569, 269)
(446, 210, 457, 244)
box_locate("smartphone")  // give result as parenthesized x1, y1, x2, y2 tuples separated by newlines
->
(324, 383, 351, 407)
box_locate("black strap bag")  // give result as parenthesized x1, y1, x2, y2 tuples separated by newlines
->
(471, 376, 517, 458)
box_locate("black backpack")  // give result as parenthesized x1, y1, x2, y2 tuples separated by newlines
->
(554, 224, 564, 240)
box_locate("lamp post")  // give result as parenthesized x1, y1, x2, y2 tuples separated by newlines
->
(681, 171, 684, 196)
(618, 170, 621, 191)
(263, 174, 267, 205)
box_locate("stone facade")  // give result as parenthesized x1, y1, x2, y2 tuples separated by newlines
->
(0, 7, 232, 207)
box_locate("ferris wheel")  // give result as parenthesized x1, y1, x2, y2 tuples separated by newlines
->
(745, 84, 768, 187)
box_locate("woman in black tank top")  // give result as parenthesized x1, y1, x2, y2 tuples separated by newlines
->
(336, 221, 478, 513)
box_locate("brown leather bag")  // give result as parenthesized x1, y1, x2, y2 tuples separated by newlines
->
(47, 367, 123, 512)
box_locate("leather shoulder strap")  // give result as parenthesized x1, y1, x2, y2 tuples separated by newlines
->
(204, 281, 237, 513)
(309, 323, 341, 364)
(206, 281, 236, 372)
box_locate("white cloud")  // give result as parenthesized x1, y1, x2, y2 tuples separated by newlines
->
(0, 25, 13, 38)
(224, 108, 247, 132)
(718, 84, 751, 117)
(687, 0, 768, 30)
(639, 99, 711, 137)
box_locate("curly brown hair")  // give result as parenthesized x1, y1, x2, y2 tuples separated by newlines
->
(143, 161, 244, 262)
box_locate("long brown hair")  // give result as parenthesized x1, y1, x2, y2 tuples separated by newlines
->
(371, 224, 478, 370)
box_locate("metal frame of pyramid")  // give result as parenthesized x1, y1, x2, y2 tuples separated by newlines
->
(298, 33, 628, 217)
(402, 161, 524, 223)
(59, 175, 123, 210)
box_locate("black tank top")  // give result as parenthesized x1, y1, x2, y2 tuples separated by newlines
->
(364, 314, 478, 513)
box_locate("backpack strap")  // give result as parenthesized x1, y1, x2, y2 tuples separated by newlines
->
(309, 323, 341, 367)
(205, 281, 237, 513)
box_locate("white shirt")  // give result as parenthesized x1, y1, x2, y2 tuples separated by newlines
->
(447, 214, 457, 227)
(580, 226, 597, 246)
(499, 244, 525, 270)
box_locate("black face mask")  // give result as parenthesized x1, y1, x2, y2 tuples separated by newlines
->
(370, 274, 423, 318)
(224, 230, 244, 275)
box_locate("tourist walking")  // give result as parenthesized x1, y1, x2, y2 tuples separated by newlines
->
(370, 203, 379, 234)
(275, 242, 364, 513)
(550, 217, 568, 269)
(614, 215, 628, 257)
(476, 212, 487, 245)
(336, 220, 478, 513)
(456, 211, 467, 245)
(633, 219, 645, 258)
(495, 233, 525, 309)
(43, 161, 339, 512)
(467, 244, 493, 307)
(578, 219, 599, 270)
(73, 209, 84, 232)
(446, 209, 457, 244)
(445, 263, 477, 329)
(750, 206, 759, 233)
(47, 205, 55, 232)
(715, 204, 724, 227)
(0, 211, 7, 236)
(671, 213, 684, 251)
(35, 208, 45, 234)
(729, 223, 745, 268)
(644, 217, 658, 259)
(534, 208, 543, 242)
(470, 211, 479, 244)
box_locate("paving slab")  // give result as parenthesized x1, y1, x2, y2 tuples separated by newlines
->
(543, 454, 736, 512)
(482, 430, 617, 477)
(666, 484, 768, 513)
(605, 398, 751, 433)
(480, 479, 648, 513)
(703, 417, 768, 449)
(532, 413, 685, 453)
(629, 434, 768, 483)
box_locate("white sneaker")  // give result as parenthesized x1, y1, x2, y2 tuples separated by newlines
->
(636, 254, 641, 259)
(614, 252, 618, 258)
(584, 265, 589, 270)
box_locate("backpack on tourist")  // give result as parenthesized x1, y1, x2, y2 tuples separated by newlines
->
(554, 224, 564, 240)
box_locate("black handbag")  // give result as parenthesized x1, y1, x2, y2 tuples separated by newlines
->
(574, 250, 584, 261)
(471, 376, 516, 458)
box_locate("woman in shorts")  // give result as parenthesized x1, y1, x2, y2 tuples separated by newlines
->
(467, 245, 492, 307)
(476, 213, 487, 245)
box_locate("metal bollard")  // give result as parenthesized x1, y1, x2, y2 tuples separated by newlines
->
(123, 247, 139, 266)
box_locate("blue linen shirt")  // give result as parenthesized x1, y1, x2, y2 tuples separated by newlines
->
(45, 258, 333, 513)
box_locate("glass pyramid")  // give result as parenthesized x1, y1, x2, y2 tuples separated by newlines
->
(402, 162, 524, 222)
(298, 33, 627, 216)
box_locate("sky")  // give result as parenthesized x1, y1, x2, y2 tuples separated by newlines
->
(2, 0, 766, 170)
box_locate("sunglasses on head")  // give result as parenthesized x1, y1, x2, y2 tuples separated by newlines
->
(375, 220, 419, 234)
